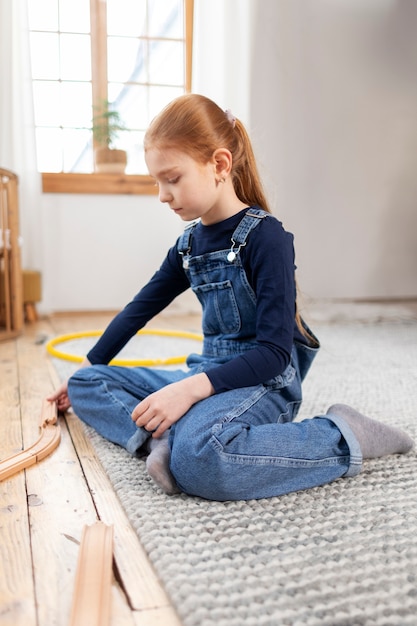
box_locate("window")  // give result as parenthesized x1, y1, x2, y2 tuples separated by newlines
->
(28, 0, 194, 194)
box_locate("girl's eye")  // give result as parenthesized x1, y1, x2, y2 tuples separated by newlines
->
(168, 177, 179, 184)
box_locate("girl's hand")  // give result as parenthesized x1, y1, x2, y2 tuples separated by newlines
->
(47, 381, 71, 413)
(132, 373, 214, 437)
(47, 357, 92, 413)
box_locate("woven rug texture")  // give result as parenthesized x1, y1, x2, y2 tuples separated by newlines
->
(51, 315, 417, 626)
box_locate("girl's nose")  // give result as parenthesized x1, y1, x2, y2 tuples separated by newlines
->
(159, 186, 173, 203)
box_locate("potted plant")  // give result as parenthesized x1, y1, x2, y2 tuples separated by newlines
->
(92, 101, 128, 173)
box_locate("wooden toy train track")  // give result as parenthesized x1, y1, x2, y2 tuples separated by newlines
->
(69, 522, 114, 626)
(0, 398, 60, 481)
(0, 399, 115, 623)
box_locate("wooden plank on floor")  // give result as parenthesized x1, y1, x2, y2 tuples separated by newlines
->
(0, 474, 36, 626)
(0, 339, 37, 626)
(16, 320, 97, 626)
(65, 410, 183, 626)
(45, 323, 182, 625)
(63, 410, 181, 619)
(13, 320, 136, 626)
(1, 316, 183, 626)
(0, 339, 22, 458)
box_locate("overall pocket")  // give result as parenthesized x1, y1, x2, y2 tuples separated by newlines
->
(193, 280, 241, 334)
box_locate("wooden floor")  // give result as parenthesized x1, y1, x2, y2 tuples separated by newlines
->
(0, 311, 201, 626)
(2, 302, 416, 625)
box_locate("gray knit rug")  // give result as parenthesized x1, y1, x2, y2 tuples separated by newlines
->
(50, 311, 417, 626)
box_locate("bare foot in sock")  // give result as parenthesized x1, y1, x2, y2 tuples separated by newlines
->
(146, 432, 180, 495)
(327, 404, 414, 459)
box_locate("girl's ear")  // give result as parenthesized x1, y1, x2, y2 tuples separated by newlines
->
(213, 148, 232, 179)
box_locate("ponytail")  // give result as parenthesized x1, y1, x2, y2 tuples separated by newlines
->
(230, 119, 271, 213)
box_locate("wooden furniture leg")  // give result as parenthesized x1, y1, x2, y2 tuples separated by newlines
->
(0, 168, 23, 340)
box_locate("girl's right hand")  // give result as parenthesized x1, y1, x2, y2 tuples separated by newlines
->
(47, 357, 92, 413)
(47, 381, 71, 413)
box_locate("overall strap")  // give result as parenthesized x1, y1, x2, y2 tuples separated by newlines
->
(177, 220, 199, 256)
(177, 209, 269, 264)
(226, 208, 269, 262)
(231, 208, 269, 246)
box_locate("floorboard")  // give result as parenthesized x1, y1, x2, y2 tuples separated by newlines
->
(0, 312, 186, 626)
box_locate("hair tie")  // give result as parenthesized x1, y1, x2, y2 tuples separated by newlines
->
(225, 109, 236, 128)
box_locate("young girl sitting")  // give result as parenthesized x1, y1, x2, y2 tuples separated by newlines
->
(48, 94, 413, 500)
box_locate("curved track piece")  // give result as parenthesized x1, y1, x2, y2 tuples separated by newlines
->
(69, 522, 114, 626)
(0, 399, 60, 481)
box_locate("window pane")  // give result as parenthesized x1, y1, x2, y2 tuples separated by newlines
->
(61, 83, 92, 127)
(36, 128, 64, 172)
(63, 129, 93, 172)
(148, 85, 184, 120)
(60, 34, 91, 81)
(107, 84, 184, 136)
(107, 0, 147, 37)
(32, 81, 92, 131)
(108, 83, 150, 130)
(59, 0, 90, 33)
(123, 130, 147, 174)
(149, 40, 184, 85)
(28, 0, 58, 31)
(37, 129, 94, 174)
(30, 33, 60, 80)
(32, 81, 61, 126)
(107, 37, 147, 84)
(148, 0, 183, 39)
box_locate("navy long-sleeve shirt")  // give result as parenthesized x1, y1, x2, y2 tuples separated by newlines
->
(87, 208, 306, 393)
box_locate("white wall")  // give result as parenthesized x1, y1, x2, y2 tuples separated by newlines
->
(33, 0, 417, 313)
(250, 0, 417, 299)
(40, 193, 188, 311)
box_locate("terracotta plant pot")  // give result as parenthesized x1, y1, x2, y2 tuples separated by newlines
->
(94, 147, 127, 174)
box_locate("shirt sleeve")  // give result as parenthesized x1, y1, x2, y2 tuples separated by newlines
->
(87, 243, 189, 364)
(205, 217, 297, 393)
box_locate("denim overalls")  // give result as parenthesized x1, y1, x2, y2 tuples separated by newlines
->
(68, 209, 362, 500)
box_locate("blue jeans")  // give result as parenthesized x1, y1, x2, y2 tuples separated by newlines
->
(170, 391, 361, 500)
(68, 354, 362, 501)
(68, 363, 189, 454)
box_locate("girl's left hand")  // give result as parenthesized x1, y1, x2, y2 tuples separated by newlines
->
(131, 372, 214, 437)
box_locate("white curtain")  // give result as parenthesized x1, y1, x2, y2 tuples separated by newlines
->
(0, 0, 43, 271)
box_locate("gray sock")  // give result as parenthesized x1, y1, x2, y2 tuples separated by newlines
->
(145, 432, 180, 495)
(327, 404, 414, 459)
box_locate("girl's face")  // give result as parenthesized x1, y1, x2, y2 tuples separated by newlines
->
(145, 147, 225, 225)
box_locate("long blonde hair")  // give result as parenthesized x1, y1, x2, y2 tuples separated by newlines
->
(145, 94, 308, 338)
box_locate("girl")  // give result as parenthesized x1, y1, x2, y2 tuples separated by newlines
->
(49, 94, 413, 500)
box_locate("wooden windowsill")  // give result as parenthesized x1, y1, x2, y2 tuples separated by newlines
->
(42, 172, 159, 195)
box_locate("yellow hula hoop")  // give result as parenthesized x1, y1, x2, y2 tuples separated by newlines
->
(46, 328, 203, 367)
